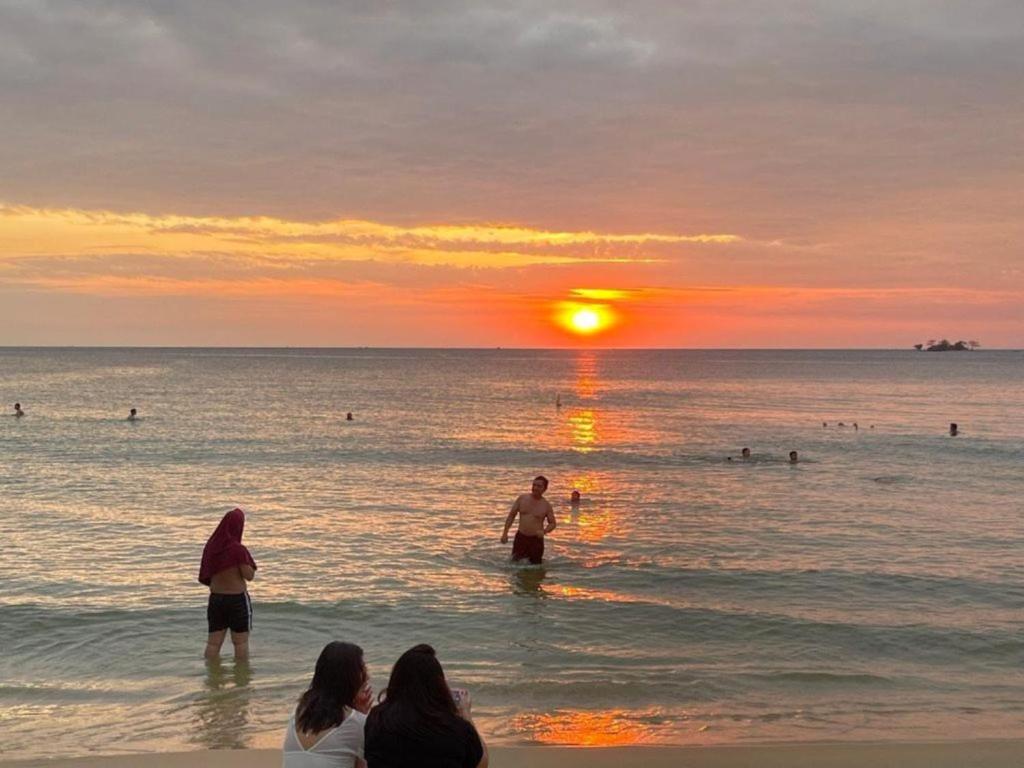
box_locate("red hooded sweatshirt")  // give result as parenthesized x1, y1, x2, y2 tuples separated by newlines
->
(199, 508, 257, 586)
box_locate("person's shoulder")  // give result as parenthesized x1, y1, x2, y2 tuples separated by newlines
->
(346, 708, 368, 726)
(449, 714, 478, 737)
(453, 716, 483, 754)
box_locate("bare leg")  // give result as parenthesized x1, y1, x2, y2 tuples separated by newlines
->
(230, 630, 250, 661)
(205, 629, 227, 660)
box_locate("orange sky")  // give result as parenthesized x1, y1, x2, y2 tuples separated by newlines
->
(1, 3, 1022, 347)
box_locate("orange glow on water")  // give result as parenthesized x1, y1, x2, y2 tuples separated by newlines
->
(516, 710, 658, 746)
(568, 409, 597, 452)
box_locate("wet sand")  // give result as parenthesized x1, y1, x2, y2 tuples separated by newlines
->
(4, 741, 1024, 768)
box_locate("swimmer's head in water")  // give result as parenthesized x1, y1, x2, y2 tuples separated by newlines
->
(789, 451, 799, 463)
(130, 408, 137, 416)
(741, 447, 751, 458)
(532, 475, 549, 496)
(571, 490, 580, 501)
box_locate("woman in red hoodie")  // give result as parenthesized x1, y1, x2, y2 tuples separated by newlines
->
(198, 508, 257, 660)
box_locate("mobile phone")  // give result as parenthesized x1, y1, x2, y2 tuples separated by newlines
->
(451, 687, 470, 711)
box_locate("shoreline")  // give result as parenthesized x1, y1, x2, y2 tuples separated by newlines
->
(4, 741, 1024, 768)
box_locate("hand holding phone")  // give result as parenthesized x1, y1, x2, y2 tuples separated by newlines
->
(451, 687, 472, 718)
(354, 682, 374, 714)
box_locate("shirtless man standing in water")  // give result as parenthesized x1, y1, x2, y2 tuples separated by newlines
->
(501, 475, 557, 564)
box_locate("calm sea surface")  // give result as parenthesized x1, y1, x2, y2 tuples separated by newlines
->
(1, 348, 1023, 759)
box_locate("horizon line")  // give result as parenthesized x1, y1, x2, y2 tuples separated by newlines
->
(0, 345, 1017, 352)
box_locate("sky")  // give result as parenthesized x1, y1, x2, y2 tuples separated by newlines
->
(1, 0, 1022, 347)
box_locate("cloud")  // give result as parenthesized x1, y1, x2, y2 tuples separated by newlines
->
(0, 204, 737, 279)
(1, 2, 1023, 344)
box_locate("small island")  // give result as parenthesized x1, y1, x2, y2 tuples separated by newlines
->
(913, 339, 980, 351)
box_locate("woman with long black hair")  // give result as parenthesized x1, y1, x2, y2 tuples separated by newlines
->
(283, 641, 373, 768)
(364, 644, 487, 768)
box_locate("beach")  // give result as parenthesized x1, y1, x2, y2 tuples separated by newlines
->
(2, 348, 1023, 759)
(6, 742, 1024, 768)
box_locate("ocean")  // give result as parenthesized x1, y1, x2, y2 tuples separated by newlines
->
(1, 348, 1022, 759)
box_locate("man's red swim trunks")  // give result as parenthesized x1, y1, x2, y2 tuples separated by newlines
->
(512, 532, 544, 564)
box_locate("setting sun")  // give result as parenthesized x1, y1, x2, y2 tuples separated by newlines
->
(571, 308, 601, 333)
(556, 300, 617, 338)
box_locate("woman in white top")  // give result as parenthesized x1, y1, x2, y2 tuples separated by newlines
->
(283, 641, 373, 768)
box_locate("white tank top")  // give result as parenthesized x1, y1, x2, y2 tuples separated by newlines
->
(282, 708, 366, 768)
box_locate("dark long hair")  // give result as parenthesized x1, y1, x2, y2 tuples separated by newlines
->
(369, 644, 459, 739)
(296, 641, 366, 734)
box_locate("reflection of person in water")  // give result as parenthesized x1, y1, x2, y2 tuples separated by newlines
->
(191, 658, 253, 750)
(510, 564, 548, 596)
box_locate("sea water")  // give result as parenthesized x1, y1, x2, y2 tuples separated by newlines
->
(0, 348, 1022, 758)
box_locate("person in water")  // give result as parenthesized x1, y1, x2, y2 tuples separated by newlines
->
(346, 412, 354, 421)
(364, 644, 487, 768)
(789, 450, 799, 464)
(501, 476, 556, 565)
(14, 402, 24, 417)
(570, 489, 581, 507)
(199, 508, 257, 660)
(741, 447, 751, 459)
(283, 641, 373, 768)
(127, 408, 138, 421)
(950, 422, 959, 436)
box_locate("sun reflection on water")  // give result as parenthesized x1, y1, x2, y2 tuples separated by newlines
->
(567, 409, 597, 453)
(514, 710, 659, 746)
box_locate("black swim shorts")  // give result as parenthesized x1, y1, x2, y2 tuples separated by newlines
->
(512, 531, 544, 564)
(207, 592, 252, 634)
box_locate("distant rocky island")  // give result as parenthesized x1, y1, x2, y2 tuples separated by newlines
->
(913, 339, 980, 351)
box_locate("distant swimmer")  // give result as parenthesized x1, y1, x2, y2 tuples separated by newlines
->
(822, 421, 827, 428)
(501, 476, 557, 565)
(570, 489, 581, 507)
(789, 450, 799, 464)
(741, 447, 751, 459)
(13, 402, 24, 418)
(556, 394, 562, 409)
(346, 412, 354, 421)
(837, 422, 846, 427)
(853, 422, 859, 431)
(950, 422, 958, 436)
(127, 408, 138, 421)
